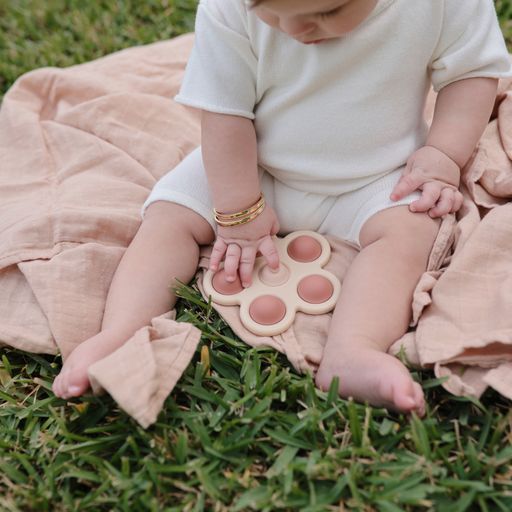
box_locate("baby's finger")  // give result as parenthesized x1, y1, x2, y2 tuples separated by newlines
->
(223, 243, 241, 282)
(451, 191, 464, 213)
(239, 245, 257, 288)
(409, 182, 442, 212)
(258, 236, 280, 270)
(428, 187, 454, 218)
(390, 171, 424, 201)
(210, 238, 227, 271)
(270, 217, 280, 236)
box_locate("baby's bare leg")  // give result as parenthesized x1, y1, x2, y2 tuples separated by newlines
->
(52, 202, 214, 399)
(315, 206, 439, 415)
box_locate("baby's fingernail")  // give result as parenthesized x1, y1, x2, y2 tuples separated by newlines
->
(242, 281, 250, 288)
(410, 205, 416, 212)
(68, 386, 81, 395)
(226, 276, 235, 282)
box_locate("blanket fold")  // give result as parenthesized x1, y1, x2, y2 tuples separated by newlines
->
(1, 35, 511, 427)
(88, 312, 201, 428)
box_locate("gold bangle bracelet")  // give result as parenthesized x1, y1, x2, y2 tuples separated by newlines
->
(214, 201, 265, 223)
(214, 201, 266, 227)
(213, 193, 264, 220)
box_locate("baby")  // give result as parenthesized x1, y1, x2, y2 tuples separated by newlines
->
(53, 0, 511, 415)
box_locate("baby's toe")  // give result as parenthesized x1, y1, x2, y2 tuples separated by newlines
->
(53, 373, 69, 399)
(52, 375, 62, 397)
(66, 380, 89, 397)
(392, 379, 420, 413)
(395, 394, 416, 412)
(60, 371, 73, 398)
(413, 382, 426, 417)
(60, 362, 91, 398)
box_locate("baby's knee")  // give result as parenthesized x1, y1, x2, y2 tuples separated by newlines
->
(398, 211, 440, 248)
(143, 201, 215, 245)
(361, 206, 440, 254)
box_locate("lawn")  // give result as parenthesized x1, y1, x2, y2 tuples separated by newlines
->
(1, 1, 512, 510)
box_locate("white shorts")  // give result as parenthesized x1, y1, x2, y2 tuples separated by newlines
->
(142, 147, 421, 247)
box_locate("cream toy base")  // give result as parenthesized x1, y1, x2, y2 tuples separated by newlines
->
(203, 230, 341, 336)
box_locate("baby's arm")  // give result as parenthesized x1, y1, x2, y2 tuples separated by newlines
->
(427, 78, 498, 168)
(391, 77, 498, 216)
(202, 111, 280, 287)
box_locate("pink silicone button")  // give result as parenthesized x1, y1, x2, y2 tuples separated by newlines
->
(249, 295, 287, 325)
(287, 235, 322, 262)
(297, 275, 334, 304)
(212, 270, 244, 295)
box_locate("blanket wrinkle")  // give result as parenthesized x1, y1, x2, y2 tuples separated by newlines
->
(1, 34, 512, 428)
(18, 243, 125, 359)
(0, 266, 55, 354)
(484, 363, 512, 398)
(435, 363, 490, 398)
(88, 311, 202, 429)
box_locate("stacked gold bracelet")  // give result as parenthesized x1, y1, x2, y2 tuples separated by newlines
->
(213, 193, 266, 227)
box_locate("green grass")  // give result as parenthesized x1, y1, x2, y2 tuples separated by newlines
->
(0, 0, 197, 103)
(2, 283, 512, 511)
(497, 0, 512, 44)
(1, 1, 512, 510)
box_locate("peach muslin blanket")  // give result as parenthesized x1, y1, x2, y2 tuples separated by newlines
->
(1, 34, 512, 427)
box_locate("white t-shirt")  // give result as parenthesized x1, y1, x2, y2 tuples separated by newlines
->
(175, 0, 512, 195)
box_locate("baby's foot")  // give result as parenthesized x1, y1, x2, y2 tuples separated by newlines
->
(315, 346, 425, 416)
(52, 329, 126, 399)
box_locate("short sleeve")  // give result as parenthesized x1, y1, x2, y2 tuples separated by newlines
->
(430, 0, 512, 92)
(174, 0, 257, 119)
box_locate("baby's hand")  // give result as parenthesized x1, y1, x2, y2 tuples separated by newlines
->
(390, 145, 464, 217)
(210, 204, 280, 288)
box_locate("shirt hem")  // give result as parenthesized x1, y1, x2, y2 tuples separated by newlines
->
(433, 70, 512, 92)
(174, 95, 255, 119)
